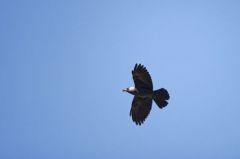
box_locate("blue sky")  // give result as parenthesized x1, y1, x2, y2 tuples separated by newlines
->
(1, 0, 240, 158)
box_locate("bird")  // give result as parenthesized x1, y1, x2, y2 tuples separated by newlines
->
(123, 64, 170, 125)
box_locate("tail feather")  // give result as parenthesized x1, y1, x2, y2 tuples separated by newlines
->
(153, 88, 170, 109)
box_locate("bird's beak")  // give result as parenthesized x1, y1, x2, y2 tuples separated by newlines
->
(122, 89, 127, 92)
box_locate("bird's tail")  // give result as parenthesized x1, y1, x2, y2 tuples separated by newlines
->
(153, 88, 170, 109)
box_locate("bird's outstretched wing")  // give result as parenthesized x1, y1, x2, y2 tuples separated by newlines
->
(132, 64, 153, 90)
(130, 96, 152, 125)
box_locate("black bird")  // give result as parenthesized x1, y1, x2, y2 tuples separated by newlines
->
(123, 64, 170, 125)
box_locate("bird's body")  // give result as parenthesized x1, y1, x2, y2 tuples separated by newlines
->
(123, 64, 170, 125)
(124, 87, 153, 98)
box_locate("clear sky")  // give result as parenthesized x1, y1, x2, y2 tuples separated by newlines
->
(1, 0, 240, 158)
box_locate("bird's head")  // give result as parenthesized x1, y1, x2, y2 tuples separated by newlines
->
(122, 86, 138, 95)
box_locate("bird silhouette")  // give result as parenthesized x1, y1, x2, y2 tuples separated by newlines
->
(123, 64, 170, 125)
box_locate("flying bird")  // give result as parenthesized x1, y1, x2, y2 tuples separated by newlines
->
(123, 64, 170, 125)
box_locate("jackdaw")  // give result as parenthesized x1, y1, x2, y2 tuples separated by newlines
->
(123, 64, 170, 125)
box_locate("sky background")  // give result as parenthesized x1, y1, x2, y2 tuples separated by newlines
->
(1, 0, 240, 158)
